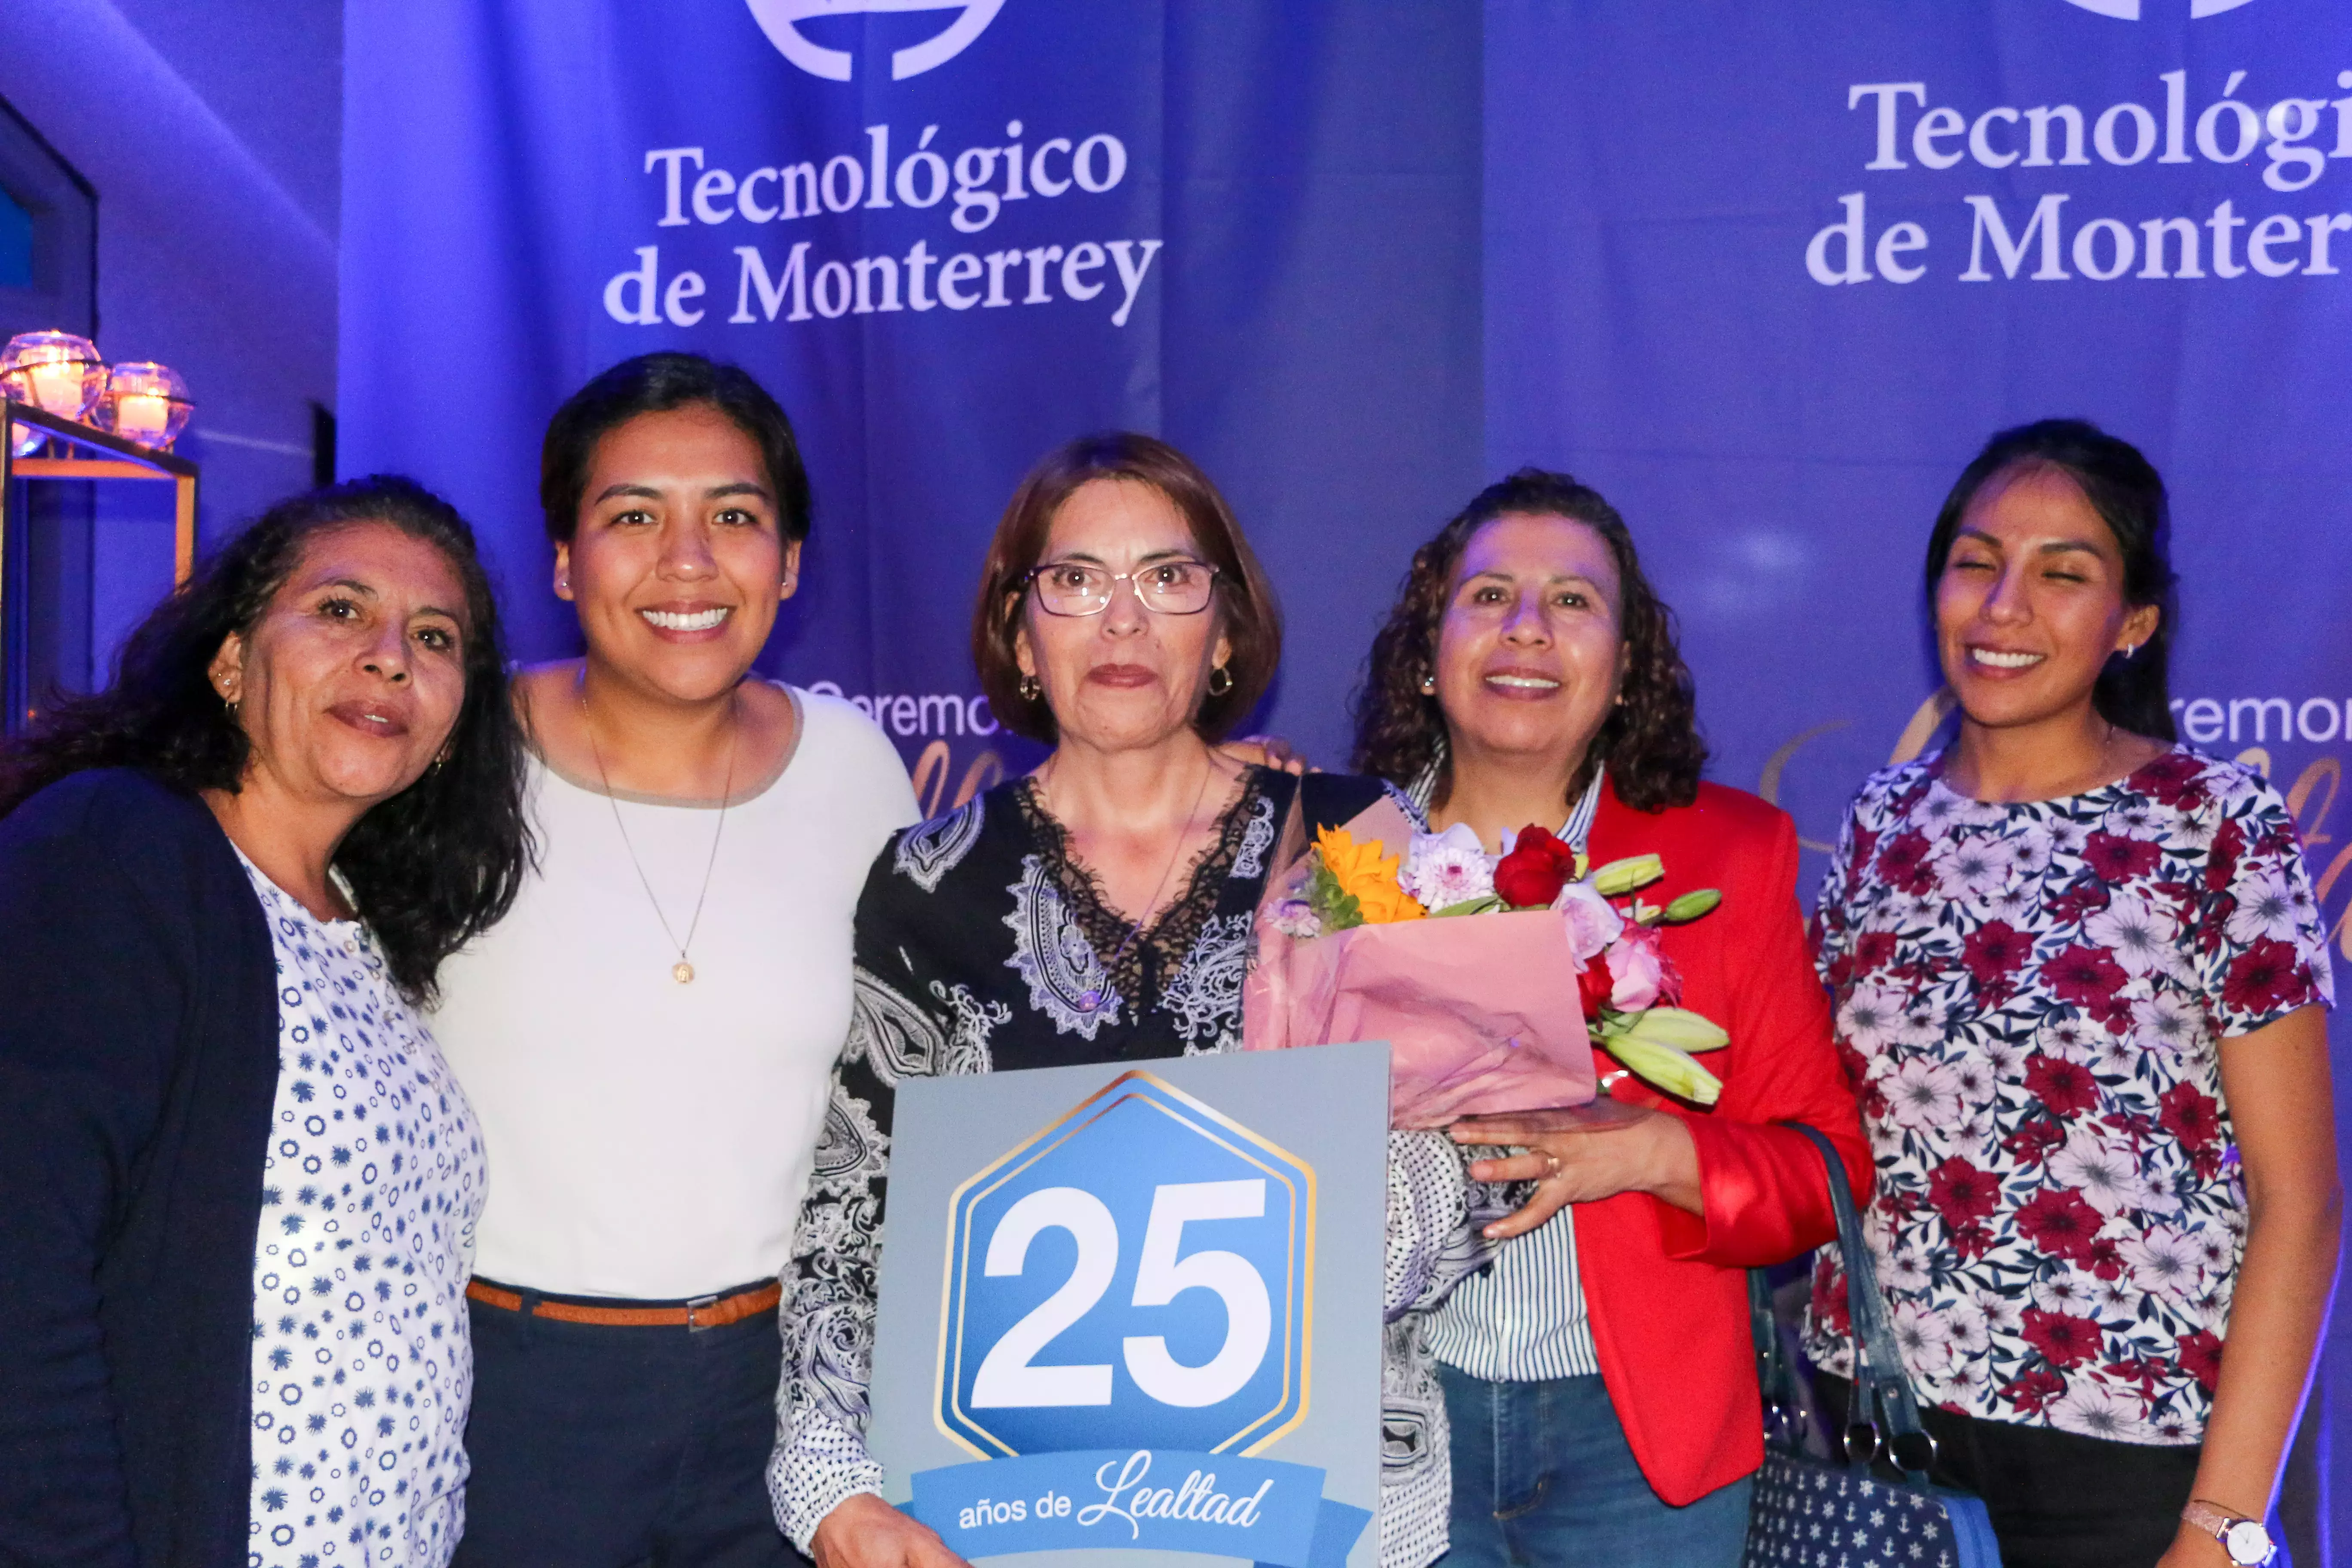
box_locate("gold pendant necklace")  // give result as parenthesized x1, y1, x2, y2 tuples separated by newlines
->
(580, 676, 739, 983)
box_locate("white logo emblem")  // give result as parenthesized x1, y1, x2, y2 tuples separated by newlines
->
(2060, 0, 2255, 17)
(745, 0, 1006, 81)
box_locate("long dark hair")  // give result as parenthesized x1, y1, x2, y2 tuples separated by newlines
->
(541, 351, 812, 544)
(1924, 419, 2177, 742)
(1351, 468, 1706, 813)
(0, 476, 532, 1003)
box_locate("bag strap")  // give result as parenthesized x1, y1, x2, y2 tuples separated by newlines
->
(1747, 1270, 1801, 1443)
(1782, 1122, 1941, 1480)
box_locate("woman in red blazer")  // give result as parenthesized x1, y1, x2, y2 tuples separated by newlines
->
(1351, 469, 1869, 1566)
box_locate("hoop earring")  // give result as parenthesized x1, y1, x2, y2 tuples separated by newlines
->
(1018, 674, 1041, 701)
(1207, 665, 1233, 697)
(2117, 643, 2141, 659)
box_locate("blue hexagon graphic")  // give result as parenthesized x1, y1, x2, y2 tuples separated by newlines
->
(935, 1069, 1316, 1460)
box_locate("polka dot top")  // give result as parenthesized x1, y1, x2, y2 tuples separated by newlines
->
(237, 849, 485, 1568)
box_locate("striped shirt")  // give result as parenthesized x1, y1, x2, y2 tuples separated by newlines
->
(1408, 763, 1604, 1383)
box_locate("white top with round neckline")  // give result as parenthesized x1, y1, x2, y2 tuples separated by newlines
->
(430, 685, 920, 1299)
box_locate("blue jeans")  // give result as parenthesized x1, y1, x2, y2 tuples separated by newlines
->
(1438, 1363, 1754, 1568)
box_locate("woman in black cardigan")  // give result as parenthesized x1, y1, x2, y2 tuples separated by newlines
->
(0, 478, 529, 1568)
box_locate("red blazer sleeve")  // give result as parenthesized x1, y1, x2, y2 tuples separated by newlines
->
(1651, 807, 1871, 1267)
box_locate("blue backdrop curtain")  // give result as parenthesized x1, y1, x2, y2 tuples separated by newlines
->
(342, 1, 2352, 1553)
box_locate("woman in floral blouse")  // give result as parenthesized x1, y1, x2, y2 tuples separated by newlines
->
(1808, 420, 2338, 1568)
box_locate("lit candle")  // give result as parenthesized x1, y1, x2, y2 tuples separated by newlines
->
(111, 391, 174, 447)
(23, 353, 94, 419)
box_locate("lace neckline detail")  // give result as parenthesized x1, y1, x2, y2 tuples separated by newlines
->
(1014, 766, 1274, 1006)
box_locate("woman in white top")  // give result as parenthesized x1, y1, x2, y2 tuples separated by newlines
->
(435, 353, 919, 1568)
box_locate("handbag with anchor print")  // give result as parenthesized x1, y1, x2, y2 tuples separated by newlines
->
(1742, 1124, 2002, 1568)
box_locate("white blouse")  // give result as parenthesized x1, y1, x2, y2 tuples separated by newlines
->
(239, 851, 484, 1568)
(430, 686, 921, 1300)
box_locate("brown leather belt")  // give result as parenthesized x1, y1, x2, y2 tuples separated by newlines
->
(466, 1278, 781, 1330)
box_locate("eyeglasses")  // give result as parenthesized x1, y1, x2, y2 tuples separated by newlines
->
(1026, 557, 1220, 616)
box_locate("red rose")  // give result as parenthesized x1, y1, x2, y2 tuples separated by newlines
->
(2159, 1081, 2223, 1149)
(2177, 1329, 2224, 1392)
(2021, 1054, 2100, 1119)
(1927, 1157, 2000, 1226)
(2223, 938, 2307, 1018)
(2021, 1307, 2104, 1369)
(2040, 945, 2128, 1010)
(1494, 824, 1577, 908)
(1577, 950, 1615, 1018)
(2014, 1186, 2103, 1263)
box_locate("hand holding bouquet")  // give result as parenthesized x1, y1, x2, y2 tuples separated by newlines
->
(1243, 796, 1731, 1127)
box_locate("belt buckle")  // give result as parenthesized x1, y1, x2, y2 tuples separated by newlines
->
(686, 1294, 722, 1332)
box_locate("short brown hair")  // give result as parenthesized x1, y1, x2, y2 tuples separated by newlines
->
(1350, 469, 1706, 814)
(971, 433, 1280, 744)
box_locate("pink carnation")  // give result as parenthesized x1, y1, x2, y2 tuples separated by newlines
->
(1604, 924, 1667, 1011)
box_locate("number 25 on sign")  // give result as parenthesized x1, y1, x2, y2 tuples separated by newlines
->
(936, 1071, 1316, 1460)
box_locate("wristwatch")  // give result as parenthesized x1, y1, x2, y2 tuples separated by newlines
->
(2181, 1500, 2276, 1566)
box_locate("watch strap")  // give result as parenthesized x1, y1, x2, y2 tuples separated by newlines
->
(2182, 1500, 2272, 1565)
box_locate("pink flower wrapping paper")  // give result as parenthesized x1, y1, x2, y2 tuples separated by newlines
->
(1241, 797, 1597, 1129)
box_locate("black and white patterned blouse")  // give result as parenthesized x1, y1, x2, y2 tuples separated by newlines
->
(765, 766, 1491, 1568)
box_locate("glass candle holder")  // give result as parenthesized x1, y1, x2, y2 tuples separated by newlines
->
(94, 361, 193, 451)
(1, 330, 105, 455)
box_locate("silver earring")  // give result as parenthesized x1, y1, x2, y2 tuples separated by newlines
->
(1019, 674, 1041, 701)
(1419, 674, 1436, 695)
(1207, 665, 1233, 697)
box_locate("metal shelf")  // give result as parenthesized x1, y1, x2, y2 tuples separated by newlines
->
(2, 399, 199, 730)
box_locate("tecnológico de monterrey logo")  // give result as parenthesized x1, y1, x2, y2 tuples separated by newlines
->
(2060, 0, 2255, 17)
(744, 0, 1005, 81)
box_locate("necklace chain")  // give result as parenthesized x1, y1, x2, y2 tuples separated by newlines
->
(579, 675, 739, 984)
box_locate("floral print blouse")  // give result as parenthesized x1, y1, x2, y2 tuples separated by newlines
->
(1804, 747, 2331, 1444)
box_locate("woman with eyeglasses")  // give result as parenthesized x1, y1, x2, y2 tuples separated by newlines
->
(768, 432, 1494, 1568)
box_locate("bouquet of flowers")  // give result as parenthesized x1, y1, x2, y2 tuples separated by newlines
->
(1242, 796, 1731, 1129)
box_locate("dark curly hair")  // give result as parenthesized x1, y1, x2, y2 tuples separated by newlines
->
(1924, 418, 2177, 743)
(0, 476, 533, 1003)
(1351, 468, 1706, 814)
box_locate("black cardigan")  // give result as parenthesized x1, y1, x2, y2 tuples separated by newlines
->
(0, 769, 277, 1568)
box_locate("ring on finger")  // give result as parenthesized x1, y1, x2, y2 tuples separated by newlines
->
(1544, 1152, 1563, 1179)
